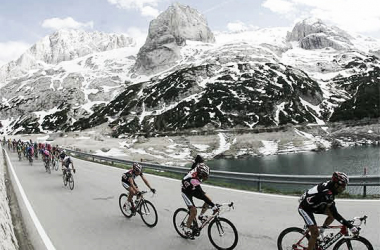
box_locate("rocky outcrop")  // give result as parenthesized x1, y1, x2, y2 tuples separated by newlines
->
(132, 3, 215, 75)
(0, 30, 134, 86)
(287, 18, 352, 50)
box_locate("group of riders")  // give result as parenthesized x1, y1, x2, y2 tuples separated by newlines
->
(2, 137, 357, 247)
(122, 153, 357, 244)
(2, 137, 76, 174)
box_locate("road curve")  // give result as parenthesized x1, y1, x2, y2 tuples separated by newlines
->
(5, 150, 380, 250)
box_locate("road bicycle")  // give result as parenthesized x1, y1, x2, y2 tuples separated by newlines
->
(44, 156, 51, 174)
(119, 190, 158, 227)
(62, 166, 75, 190)
(173, 202, 238, 250)
(277, 215, 373, 250)
(28, 152, 33, 165)
(51, 155, 59, 171)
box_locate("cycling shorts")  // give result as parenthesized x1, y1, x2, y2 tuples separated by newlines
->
(298, 208, 316, 226)
(121, 180, 138, 190)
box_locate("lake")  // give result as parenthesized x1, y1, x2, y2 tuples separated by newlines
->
(205, 145, 380, 195)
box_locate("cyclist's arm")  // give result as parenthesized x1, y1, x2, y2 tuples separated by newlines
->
(328, 203, 352, 228)
(194, 185, 215, 207)
(141, 175, 153, 190)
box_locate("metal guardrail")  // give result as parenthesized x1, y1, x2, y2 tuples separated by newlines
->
(65, 149, 380, 197)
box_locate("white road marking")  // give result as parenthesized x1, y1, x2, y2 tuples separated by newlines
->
(4, 149, 56, 250)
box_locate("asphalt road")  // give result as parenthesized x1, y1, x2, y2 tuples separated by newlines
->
(5, 150, 380, 250)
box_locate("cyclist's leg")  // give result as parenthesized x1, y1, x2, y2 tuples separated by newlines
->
(181, 191, 196, 228)
(299, 208, 318, 250)
(322, 207, 334, 227)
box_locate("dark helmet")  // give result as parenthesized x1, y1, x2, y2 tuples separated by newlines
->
(332, 171, 349, 186)
(132, 162, 142, 173)
(197, 163, 210, 179)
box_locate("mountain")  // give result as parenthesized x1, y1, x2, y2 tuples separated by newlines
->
(1, 4, 380, 136)
(132, 2, 215, 75)
(0, 29, 134, 88)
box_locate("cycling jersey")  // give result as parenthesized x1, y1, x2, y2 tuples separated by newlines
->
(62, 156, 73, 168)
(121, 169, 143, 188)
(181, 173, 214, 208)
(299, 181, 352, 228)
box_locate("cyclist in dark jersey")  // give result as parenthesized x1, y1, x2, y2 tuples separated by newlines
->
(298, 172, 358, 250)
(181, 163, 218, 239)
(121, 163, 156, 212)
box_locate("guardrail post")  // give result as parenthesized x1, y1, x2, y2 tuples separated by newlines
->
(258, 175, 262, 192)
(363, 185, 367, 198)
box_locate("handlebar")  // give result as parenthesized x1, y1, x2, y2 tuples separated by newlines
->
(350, 215, 367, 227)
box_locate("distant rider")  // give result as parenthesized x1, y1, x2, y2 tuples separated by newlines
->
(59, 150, 76, 174)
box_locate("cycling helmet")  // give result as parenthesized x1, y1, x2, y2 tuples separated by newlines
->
(132, 162, 142, 172)
(332, 171, 349, 186)
(197, 163, 210, 179)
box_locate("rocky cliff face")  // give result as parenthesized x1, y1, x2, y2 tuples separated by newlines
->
(0, 30, 134, 87)
(287, 18, 352, 50)
(132, 3, 215, 75)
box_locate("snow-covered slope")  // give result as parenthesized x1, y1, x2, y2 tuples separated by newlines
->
(0, 4, 379, 135)
(0, 29, 134, 88)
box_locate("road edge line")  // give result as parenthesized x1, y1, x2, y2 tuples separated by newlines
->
(4, 149, 56, 250)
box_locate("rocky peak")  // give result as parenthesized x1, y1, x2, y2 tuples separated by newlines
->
(132, 2, 215, 75)
(0, 29, 134, 87)
(287, 18, 352, 50)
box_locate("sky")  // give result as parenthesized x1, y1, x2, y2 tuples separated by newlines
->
(1, 0, 380, 66)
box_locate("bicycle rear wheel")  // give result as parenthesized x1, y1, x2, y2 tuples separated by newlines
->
(68, 174, 74, 190)
(277, 227, 309, 250)
(139, 200, 158, 227)
(119, 194, 133, 218)
(208, 217, 238, 250)
(333, 237, 373, 250)
(173, 208, 191, 238)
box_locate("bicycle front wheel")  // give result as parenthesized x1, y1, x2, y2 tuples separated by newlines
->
(119, 194, 133, 218)
(208, 217, 238, 250)
(63, 173, 68, 186)
(139, 200, 158, 227)
(333, 237, 373, 250)
(173, 208, 191, 238)
(68, 174, 74, 190)
(277, 227, 309, 250)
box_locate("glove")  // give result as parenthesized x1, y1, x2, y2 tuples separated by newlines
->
(212, 205, 220, 213)
(350, 226, 359, 235)
(151, 188, 156, 194)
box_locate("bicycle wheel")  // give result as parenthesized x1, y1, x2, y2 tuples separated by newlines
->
(55, 159, 59, 171)
(333, 237, 373, 250)
(173, 208, 191, 238)
(63, 172, 68, 186)
(277, 227, 309, 250)
(68, 174, 74, 190)
(119, 194, 133, 218)
(208, 217, 238, 250)
(46, 161, 51, 174)
(139, 200, 158, 227)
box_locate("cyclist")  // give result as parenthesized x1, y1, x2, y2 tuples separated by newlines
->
(181, 163, 218, 239)
(59, 150, 76, 174)
(121, 162, 156, 213)
(298, 171, 358, 250)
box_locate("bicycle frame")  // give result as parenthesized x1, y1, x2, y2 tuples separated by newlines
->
(294, 216, 367, 250)
(190, 202, 234, 235)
